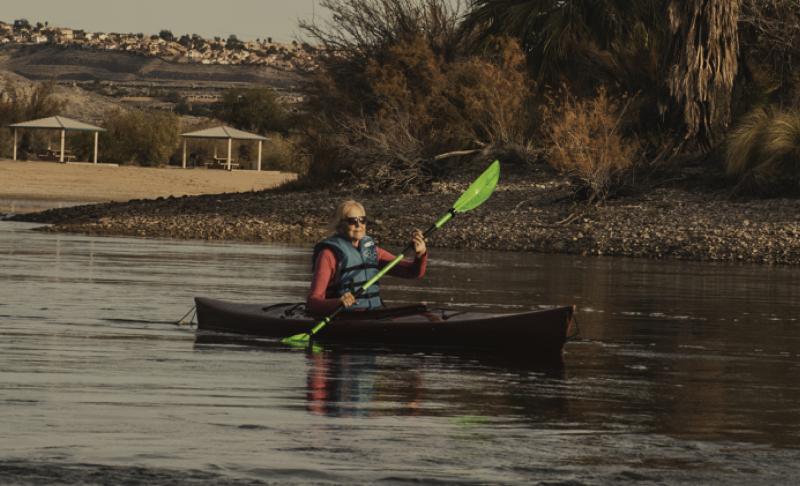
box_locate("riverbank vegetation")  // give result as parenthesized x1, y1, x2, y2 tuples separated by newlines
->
(3, 0, 800, 203)
(290, 0, 800, 202)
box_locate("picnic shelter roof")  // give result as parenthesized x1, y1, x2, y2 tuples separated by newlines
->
(181, 125, 267, 141)
(9, 116, 106, 132)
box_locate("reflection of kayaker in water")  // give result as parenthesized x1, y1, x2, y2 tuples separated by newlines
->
(307, 199, 427, 316)
(306, 351, 425, 417)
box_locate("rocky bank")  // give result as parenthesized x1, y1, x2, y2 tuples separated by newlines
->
(8, 169, 800, 265)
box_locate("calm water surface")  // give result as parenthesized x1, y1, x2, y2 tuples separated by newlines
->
(1, 221, 799, 484)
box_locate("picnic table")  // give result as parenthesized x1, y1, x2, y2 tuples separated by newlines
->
(206, 157, 240, 170)
(38, 148, 77, 162)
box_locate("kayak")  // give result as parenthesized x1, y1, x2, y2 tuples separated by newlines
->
(194, 297, 577, 359)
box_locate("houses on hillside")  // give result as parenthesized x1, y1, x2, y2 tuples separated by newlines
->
(0, 19, 317, 71)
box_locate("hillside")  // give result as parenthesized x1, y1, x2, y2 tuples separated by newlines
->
(0, 44, 308, 124)
(0, 45, 303, 88)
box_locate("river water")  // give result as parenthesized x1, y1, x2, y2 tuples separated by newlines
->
(1, 220, 799, 484)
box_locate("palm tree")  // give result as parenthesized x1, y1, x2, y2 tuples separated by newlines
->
(463, 0, 742, 149)
(460, 0, 663, 90)
(664, 0, 741, 147)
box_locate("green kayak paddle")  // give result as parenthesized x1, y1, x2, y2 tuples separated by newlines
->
(282, 160, 501, 346)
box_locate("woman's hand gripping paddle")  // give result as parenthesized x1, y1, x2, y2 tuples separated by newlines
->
(282, 160, 501, 346)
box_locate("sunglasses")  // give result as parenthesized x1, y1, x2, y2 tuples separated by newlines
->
(343, 216, 368, 226)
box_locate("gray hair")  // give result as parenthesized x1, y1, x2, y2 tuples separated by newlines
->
(329, 199, 366, 234)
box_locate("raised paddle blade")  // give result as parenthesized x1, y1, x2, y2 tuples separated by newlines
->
(452, 160, 500, 213)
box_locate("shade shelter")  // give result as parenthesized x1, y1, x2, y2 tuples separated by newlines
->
(9, 116, 106, 163)
(180, 125, 268, 171)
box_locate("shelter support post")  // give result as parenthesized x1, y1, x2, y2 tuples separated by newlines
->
(182, 139, 187, 169)
(93, 132, 99, 164)
(60, 129, 65, 163)
(257, 140, 262, 171)
(12, 128, 17, 161)
(227, 138, 232, 171)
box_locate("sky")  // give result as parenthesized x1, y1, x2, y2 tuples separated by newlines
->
(1, 0, 325, 42)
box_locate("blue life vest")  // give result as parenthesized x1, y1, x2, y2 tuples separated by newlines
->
(312, 234, 383, 310)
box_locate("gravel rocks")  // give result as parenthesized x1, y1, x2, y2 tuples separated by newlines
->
(11, 176, 800, 265)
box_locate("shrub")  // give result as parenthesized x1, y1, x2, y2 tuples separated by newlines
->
(725, 107, 800, 195)
(100, 109, 181, 166)
(339, 108, 431, 192)
(444, 36, 533, 147)
(261, 134, 308, 174)
(543, 88, 638, 202)
(0, 81, 65, 158)
(216, 87, 290, 134)
(300, 27, 536, 190)
(298, 0, 485, 189)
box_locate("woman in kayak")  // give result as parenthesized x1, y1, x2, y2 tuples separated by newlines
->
(307, 199, 427, 316)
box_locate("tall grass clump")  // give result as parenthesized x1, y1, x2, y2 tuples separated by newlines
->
(726, 106, 800, 195)
(543, 88, 639, 202)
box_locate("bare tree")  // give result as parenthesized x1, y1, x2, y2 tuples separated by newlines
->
(299, 0, 464, 61)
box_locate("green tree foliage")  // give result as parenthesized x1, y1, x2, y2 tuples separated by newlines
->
(0, 81, 65, 158)
(0, 81, 65, 124)
(216, 87, 290, 134)
(226, 34, 244, 50)
(159, 29, 175, 42)
(261, 134, 308, 174)
(100, 109, 181, 166)
(460, 0, 664, 92)
(13, 19, 31, 32)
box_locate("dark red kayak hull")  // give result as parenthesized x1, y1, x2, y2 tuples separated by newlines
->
(195, 297, 576, 359)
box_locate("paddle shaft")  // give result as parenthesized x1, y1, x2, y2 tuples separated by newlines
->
(306, 209, 455, 336)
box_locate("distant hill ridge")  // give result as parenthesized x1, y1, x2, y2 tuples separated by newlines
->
(0, 44, 302, 88)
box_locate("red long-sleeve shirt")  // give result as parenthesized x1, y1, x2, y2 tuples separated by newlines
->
(307, 246, 427, 315)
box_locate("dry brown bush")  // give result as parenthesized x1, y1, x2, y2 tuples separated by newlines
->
(446, 37, 533, 147)
(543, 88, 639, 202)
(301, 31, 536, 190)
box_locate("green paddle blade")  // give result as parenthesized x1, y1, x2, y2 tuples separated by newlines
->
(452, 160, 500, 213)
(281, 332, 311, 346)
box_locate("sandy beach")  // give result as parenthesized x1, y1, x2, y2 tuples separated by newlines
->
(0, 159, 296, 213)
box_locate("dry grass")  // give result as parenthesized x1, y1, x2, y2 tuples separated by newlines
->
(726, 107, 800, 195)
(543, 88, 638, 202)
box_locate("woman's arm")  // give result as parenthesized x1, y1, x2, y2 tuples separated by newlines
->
(307, 248, 344, 315)
(377, 247, 427, 278)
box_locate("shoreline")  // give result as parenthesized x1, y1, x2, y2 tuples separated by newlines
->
(8, 167, 800, 265)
